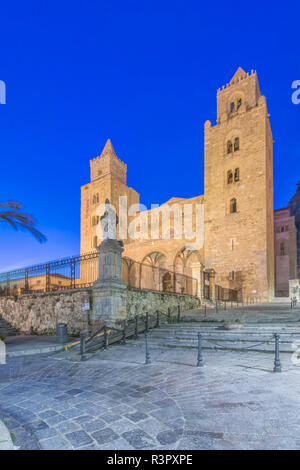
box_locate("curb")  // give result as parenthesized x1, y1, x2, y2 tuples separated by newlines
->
(6, 344, 65, 358)
(0, 419, 14, 450)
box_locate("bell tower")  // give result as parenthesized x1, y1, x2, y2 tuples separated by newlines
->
(204, 68, 275, 301)
(80, 139, 140, 254)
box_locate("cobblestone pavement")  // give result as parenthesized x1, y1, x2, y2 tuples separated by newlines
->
(0, 339, 300, 450)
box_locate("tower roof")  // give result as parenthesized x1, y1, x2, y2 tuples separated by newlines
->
(100, 139, 117, 158)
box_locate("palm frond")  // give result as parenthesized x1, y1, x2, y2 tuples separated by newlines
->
(0, 201, 23, 210)
(0, 202, 47, 243)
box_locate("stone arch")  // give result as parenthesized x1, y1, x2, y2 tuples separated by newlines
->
(141, 251, 168, 268)
(173, 247, 202, 296)
(140, 251, 168, 291)
(122, 257, 137, 287)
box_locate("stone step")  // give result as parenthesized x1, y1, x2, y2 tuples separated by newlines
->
(150, 333, 300, 343)
(154, 326, 300, 335)
(0, 316, 20, 337)
(143, 323, 300, 353)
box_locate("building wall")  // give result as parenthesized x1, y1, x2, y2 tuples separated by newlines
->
(204, 69, 274, 301)
(288, 184, 300, 277)
(274, 208, 297, 296)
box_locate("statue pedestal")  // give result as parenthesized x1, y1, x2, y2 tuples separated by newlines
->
(93, 239, 127, 327)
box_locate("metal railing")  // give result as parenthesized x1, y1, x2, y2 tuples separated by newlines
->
(0, 251, 98, 296)
(122, 257, 198, 296)
(215, 285, 241, 302)
(0, 253, 198, 297)
(75, 306, 182, 360)
(196, 332, 282, 372)
(76, 311, 283, 373)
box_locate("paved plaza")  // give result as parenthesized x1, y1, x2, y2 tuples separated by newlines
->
(0, 329, 300, 450)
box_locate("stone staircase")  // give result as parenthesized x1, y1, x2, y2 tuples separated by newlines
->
(145, 322, 300, 353)
(0, 316, 19, 337)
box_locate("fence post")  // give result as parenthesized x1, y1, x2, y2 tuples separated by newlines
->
(273, 333, 281, 372)
(6, 273, 10, 296)
(122, 325, 126, 344)
(145, 332, 151, 364)
(104, 326, 108, 349)
(145, 312, 149, 332)
(24, 268, 29, 294)
(197, 332, 204, 367)
(135, 316, 138, 338)
(80, 331, 87, 361)
(156, 310, 160, 328)
(168, 307, 171, 323)
(70, 258, 76, 289)
(177, 305, 180, 322)
(224, 301, 226, 310)
(46, 263, 51, 292)
(204, 304, 206, 317)
(215, 302, 218, 313)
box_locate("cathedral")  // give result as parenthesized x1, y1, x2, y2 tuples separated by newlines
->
(80, 67, 300, 302)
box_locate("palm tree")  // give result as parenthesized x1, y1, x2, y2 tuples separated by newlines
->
(0, 201, 46, 243)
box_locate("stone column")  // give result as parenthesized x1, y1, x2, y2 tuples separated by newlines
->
(93, 239, 127, 327)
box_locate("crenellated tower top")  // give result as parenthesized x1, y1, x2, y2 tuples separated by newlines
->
(90, 139, 127, 184)
(216, 67, 262, 123)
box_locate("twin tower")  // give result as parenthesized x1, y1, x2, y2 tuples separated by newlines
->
(81, 67, 275, 301)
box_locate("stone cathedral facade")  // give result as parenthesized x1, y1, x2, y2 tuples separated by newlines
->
(80, 68, 299, 302)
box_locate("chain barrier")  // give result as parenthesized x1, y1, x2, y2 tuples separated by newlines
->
(202, 336, 274, 351)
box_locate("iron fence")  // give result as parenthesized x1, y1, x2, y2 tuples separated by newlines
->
(215, 284, 241, 302)
(0, 252, 198, 297)
(0, 251, 99, 296)
(122, 257, 198, 296)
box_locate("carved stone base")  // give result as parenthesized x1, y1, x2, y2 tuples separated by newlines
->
(93, 238, 127, 327)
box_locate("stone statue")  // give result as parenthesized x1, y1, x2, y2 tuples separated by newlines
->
(100, 198, 118, 240)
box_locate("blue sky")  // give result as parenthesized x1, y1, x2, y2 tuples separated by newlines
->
(0, 1, 299, 271)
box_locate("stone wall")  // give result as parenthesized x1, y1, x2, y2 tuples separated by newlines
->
(0, 286, 200, 336)
(126, 288, 200, 320)
(0, 289, 92, 336)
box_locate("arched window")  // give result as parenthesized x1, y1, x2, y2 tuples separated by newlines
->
(234, 137, 239, 151)
(227, 140, 233, 154)
(237, 98, 242, 110)
(230, 198, 237, 213)
(227, 170, 233, 184)
(280, 242, 285, 256)
(234, 168, 239, 182)
(230, 102, 235, 113)
(93, 236, 98, 248)
(92, 216, 99, 226)
(92, 193, 99, 204)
